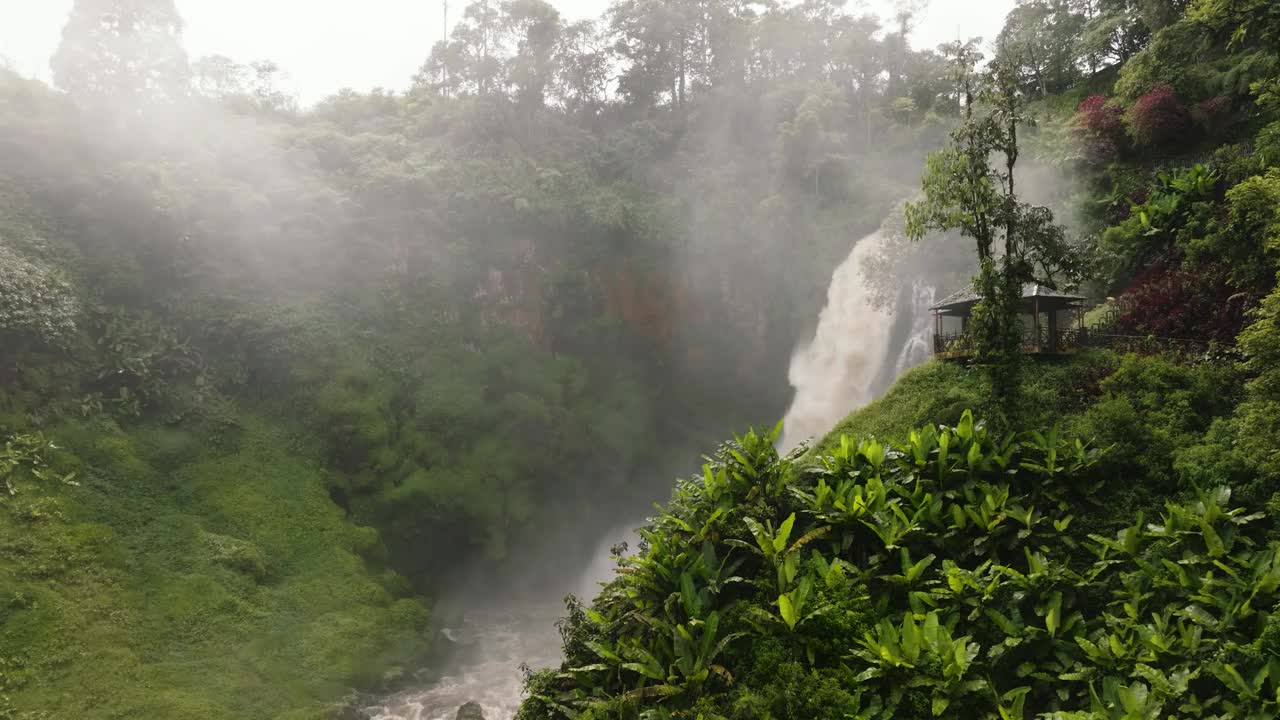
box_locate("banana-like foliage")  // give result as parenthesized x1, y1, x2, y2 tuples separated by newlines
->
(0, 432, 78, 496)
(520, 411, 1279, 720)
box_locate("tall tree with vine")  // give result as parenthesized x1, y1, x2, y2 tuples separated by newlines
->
(906, 42, 1085, 412)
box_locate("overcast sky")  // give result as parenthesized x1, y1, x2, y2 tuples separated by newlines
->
(0, 0, 1014, 105)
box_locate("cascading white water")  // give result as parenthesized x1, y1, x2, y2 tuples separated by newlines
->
(365, 604, 564, 720)
(894, 282, 937, 377)
(365, 525, 638, 720)
(780, 232, 897, 451)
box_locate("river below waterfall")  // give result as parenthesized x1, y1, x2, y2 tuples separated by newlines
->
(364, 604, 564, 720)
(366, 526, 636, 720)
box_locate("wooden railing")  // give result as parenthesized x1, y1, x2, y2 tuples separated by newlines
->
(934, 326, 1216, 360)
(933, 331, 971, 355)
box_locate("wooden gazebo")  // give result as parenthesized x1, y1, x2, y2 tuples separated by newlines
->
(931, 284, 1087, 360)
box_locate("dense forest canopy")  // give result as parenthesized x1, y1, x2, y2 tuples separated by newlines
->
(2, 0, 1280, 718)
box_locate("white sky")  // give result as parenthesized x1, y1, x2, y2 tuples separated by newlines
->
(0, 0, 1014, 105)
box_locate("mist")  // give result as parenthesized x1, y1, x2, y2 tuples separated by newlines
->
(0, 0, 1030, 718)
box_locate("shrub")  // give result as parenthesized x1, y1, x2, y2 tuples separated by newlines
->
(519, 413, 1280, 719)
(1173, 418, 1258, 502)
(1210, 143, 1263, 185)
(1128, 84, 1194, 147)
(1235, 283, 1280, 492)
(1114, 261, 1250, 342)
(1100, 164, 1220, 282)
(1190, 168, 1280, 291)
(1113, 20, 1212, 101)
(1193, 94, 1233, 134)
(0, 432, 75, 496)
(726, 645, 862, 720)
(1071, 354, 1242, 490)
(1257, 120, 1280, 168)
(1075, 95, 1127, 162)
(0, 243, 79, 350)
(202, 530, 269, 581)
(1098, 162, 1149, 226)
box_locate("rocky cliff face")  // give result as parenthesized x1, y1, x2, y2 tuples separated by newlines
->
(474, 245, 790, 414)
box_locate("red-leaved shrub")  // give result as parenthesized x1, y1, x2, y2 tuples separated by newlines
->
(1115, 261, 1249, 343)
(1075, 95, 1127, 162)
(1127, 85, 1193, 147)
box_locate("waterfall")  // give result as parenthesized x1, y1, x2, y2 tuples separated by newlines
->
(780, 232, 896, 450)
(894, 282, 937, 377)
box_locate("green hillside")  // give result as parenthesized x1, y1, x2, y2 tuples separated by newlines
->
(3, 0, 1280, 718)
(514, 0, 1280, 717)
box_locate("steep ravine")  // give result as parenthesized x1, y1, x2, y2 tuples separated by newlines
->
(366, 231, 935, 719)
(364, 527, 636, 720)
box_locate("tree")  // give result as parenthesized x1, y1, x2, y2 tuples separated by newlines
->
(51, 0, 190, 106)
(1137, 0, 1189, 32)
(609, 0, 682, 107)
(460, 0, 507, 96)
(193, 56, 296, 114)
(1189, 0, 1280, 51)
(192, 54, 248, 99)
(417, 39, 470, 97)
(884, 0, 927, 97)
(773, 85, 852, 201)
(906, 46, 1085, 408)
(997, 0, 1087, 98)
(503, 0, 562, 107)
(1077, 0, 1150, 68)
(843, 14, 888, 140)
(417, 0, 509, 97)
(553, 20, 609, 112)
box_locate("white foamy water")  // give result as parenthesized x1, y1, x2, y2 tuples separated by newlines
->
(781, 232, 896, 450)
(894, 282, 936, 377)
(366, 525, 638, 720)
(365, 605, 564, 720)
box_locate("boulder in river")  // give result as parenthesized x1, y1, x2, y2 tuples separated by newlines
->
(456, 701, 486, 720)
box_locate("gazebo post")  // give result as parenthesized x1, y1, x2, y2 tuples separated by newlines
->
(1033, 296, 1041, 353)
(1048, 303, 1059, 353)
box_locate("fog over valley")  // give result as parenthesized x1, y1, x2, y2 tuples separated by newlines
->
(3, 0, 1280, 718)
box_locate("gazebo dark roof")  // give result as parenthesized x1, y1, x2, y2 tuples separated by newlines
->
(930, 284, 1086, 315)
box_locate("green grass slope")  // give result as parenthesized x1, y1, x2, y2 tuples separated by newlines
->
(0, 411, 428, 720)
(823, 350, 1157, 447)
